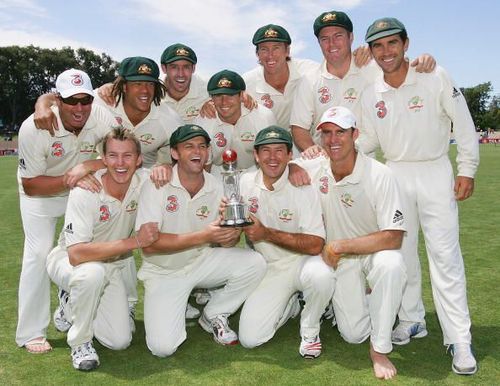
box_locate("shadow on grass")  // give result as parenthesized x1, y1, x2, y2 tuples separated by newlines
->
(93, 310, 499, 383)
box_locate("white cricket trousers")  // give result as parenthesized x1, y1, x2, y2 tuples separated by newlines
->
(16, 194, 67, 346)
(333, 250, 406, 354)
(239, 255, 335, 347)
(46, 246, 132, 349)
(139, 247, 266, 357)
(388, 156, 472, 345)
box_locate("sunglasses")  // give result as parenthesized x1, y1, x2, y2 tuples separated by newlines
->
(60, 95, 94, 106)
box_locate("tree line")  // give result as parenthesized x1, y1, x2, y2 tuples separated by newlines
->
(0, 46, 499, 131)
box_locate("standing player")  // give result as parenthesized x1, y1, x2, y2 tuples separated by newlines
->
(135, 124, 266, 357)
(16, 69, 119, 353)
(160, 43, 210, 122)
(294, 106, 407, 379)
(237, 126, 335, 359)
(46, 128, 159, 371)
(194, 70, 276, 177)
(359, 18, 479, 375)
(290, 10, 436, 152)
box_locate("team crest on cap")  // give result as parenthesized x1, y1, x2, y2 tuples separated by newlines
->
(51, 141, 65, 157)
(196, 205, 210, 219)
(99, 205, 110, 222)
(322, 13, 337, 23)
(265, 131, 280, 139)
(166, 195, 179, 212)
(217, 78, 232, 88)
(176, 47, 190, 56)
(137, 64, 152, 75)
(375, 21, 389, 30)
(71, 74, 83, 86)
(264, 28, 279, 38)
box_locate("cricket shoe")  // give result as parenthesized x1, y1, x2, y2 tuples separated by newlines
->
(129, 304, 136, 334)
(299, 336, 322, 359)
(391, 321, 428, 345)
(199, 313, 238, 345)
(276, 292, 302, 330)
(186, 303, 201, 319)
(320, 301, 336, 327)
(194, 290, 212, 305)
(71, 341, 100, 371)
(448, 343, 478, 375)
(53, 288, 71, 333)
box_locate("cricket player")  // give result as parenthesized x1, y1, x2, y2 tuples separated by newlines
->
(358, 17, 479, 375)
(294, 106, 407, 380)
(194, 70, 276, 178)
(135, 124, 266, 357)
(46, 128, 158, 371)
(290, 10, 436, 152)
(160, 43, 210, 122)
(237, 126, 335, 359)
(16, 69, 119, 353)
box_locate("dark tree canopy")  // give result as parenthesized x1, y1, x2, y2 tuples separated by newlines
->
(0, 45, 118, 127)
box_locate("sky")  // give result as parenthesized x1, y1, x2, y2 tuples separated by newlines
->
(1, 0, 498, 96)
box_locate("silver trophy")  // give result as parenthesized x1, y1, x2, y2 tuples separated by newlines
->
(220, 149, 253, 227)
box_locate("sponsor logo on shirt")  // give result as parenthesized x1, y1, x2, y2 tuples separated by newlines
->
(51, 141, 65, 157)
(166, 195, 179, 212)
(408, 96, 424, 112)
(261, 94, 274, 109)
(278, 208, 293, 222)
(452, 87, 462, 99)
(99, 205, 110, 222)
(392, 209, 404, 224)
(64, 222, 74, 234)
(19, 158, 26, 170)
(126, 200, 138, 213)
(214, 132, 227, 147)
(80, 142, 95, 154)
(375, 101, 387, 119)
(240, 132, 255, 142)
(340, 193, 354, 208)
(319, 176, 329, 194)
(196, 205, 210, 219)
(318, 86, 331, 104)
(248, 196, 259, 214)
(343, 88, 357, 102)
(139, 133, 155, 145)
(186, 106, 200, 118)
(71, 74, 83, 86)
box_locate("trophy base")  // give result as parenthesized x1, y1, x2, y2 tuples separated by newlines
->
(220, 218, 254, 227)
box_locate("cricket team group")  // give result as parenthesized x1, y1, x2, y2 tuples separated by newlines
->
(15, 9, 479, 380)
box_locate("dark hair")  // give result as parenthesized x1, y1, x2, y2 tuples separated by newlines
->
(102, 127, 141, 155)
(368, 30, 408, 48)
(112, 76, 167, 107)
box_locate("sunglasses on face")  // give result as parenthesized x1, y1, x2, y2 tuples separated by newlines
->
(60, 95, 94, 106)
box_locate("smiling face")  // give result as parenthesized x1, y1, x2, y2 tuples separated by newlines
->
(171, 135, 210, 176)
(256, 41, 290, 75)
(254, 143, 291, 188)
(123, 81, 155, 113)
(56, 93, 93, 132)
(162, 59, 195, 100)
(369, 33, 409, 76)
(319, 122, 358, 164)
(211, 93, 242, 125)
(102, 138, 142, 186)
(317, 26, 353, 67)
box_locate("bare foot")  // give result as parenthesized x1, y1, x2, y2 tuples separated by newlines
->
(25, 337, 52, 354)
(369, 345, 397, 380)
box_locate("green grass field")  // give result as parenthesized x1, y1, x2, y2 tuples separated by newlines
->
(0, 146, 499, 385)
